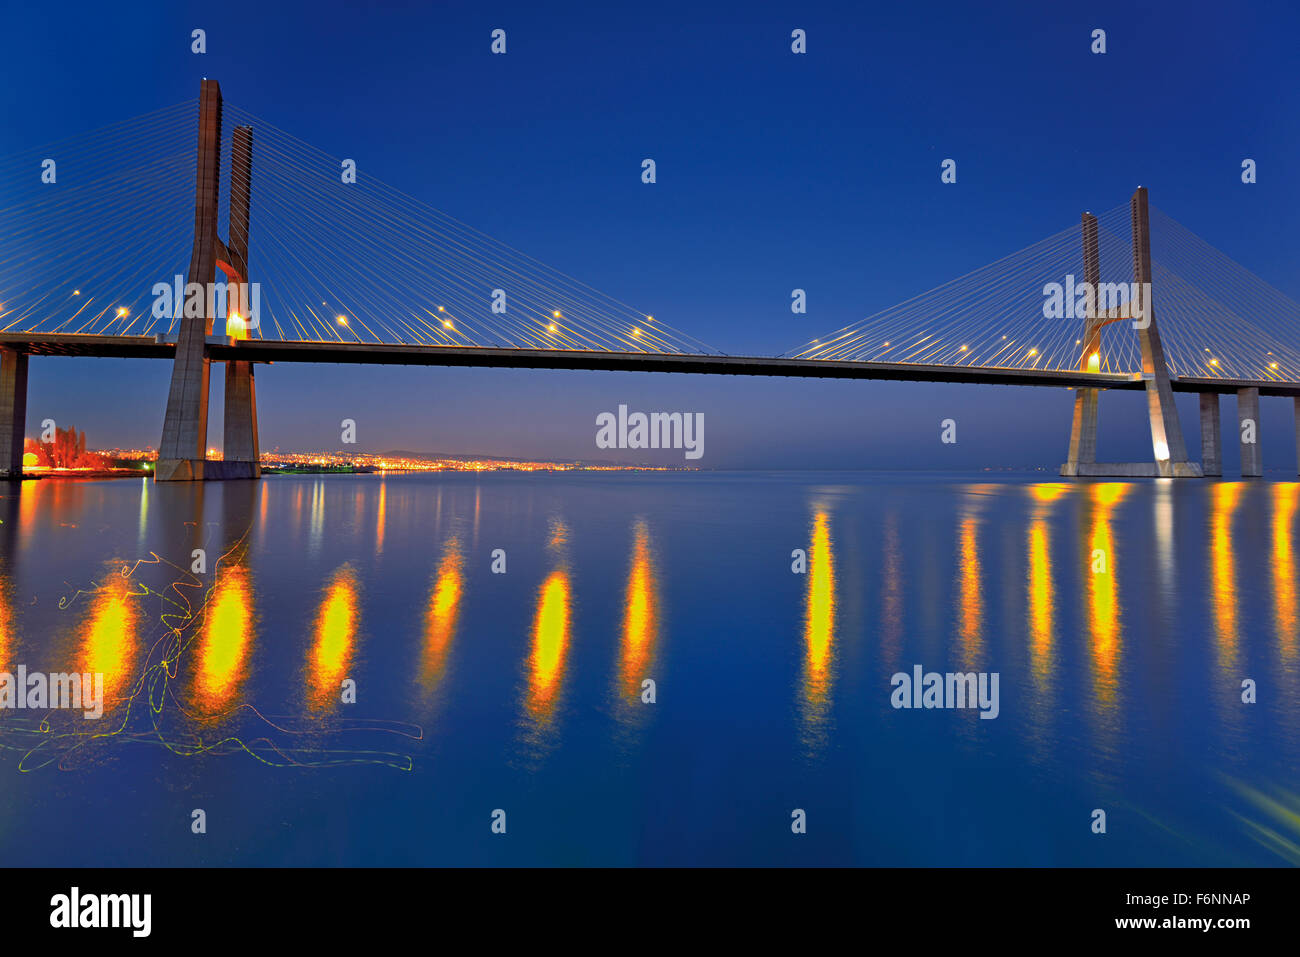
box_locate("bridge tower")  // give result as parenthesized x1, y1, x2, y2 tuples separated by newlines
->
(156, 79, 260, 481)
(1061, 187, 1202, 478)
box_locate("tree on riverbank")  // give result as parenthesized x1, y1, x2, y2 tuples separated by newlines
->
(24, 427, 107, 469)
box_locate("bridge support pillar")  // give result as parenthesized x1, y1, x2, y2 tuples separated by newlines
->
(1132, 188, 1199, 478)
(1199, 393, 1222, 477)
(1062, 212, 1101, 477)
(1295, 397, 1300, 477)
(220, 361, 260, 478)
(1059, 190, 1201, 478)
(215, 124, 261, 479)
(157, 79, 223, 482)
(1238, 387, 1262, 477)
(0, 350, 28, 480)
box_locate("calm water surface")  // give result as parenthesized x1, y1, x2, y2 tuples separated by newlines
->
(0, 471, 1296, 865)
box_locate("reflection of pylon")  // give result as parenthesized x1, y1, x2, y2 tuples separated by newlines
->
(1061, 188, 1202, 478)
(157, 79, 260, 481)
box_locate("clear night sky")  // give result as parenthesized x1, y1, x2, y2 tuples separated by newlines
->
(3, 0, 1298, 469)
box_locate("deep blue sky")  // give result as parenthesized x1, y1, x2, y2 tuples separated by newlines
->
(4, 0, 1299, 468)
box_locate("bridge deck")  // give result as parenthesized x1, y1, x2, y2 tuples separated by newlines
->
(3, 332, 1298, 396)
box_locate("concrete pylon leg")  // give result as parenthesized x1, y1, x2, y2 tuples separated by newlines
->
(1200, 393, 1222, 477)
(0, 350, 29, 479)
(216, 125, 260, 479)
(1295, 397, 1300, 478)
(222, 360, 260, 478)
(157, 79, 223, 482)
(1062, 212, 1102, 477)
(1063, 389, 1099, 476)
(1131, 188, 1199, 477)
(1238, 387, 1262, 477)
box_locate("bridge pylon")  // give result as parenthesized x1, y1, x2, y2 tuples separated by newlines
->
(156, 79, 261, 481)
(1060, 187, 1202, 478)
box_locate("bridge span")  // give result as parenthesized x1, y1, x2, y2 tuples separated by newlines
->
(4, 79, 1299, 481)
(2, 330, 1298, 481)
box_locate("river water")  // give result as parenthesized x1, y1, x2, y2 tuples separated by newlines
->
(0, 471, 1295, 865)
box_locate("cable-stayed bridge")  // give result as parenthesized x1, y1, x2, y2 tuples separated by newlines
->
(1, 79, 1298, 480)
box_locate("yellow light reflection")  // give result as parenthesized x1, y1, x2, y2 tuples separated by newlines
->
(1025, 484, 1067, 763)
(375, 480, 387, 555)
(1210, 483, 1242, 671)
(418, 538, 463, 694)
(800, 509, 836, 753)
(526, 568, 572, 725)
(194, 563, 253, 716)
(1274, 484, 1299, 664)
(80, 574, 140, 707)
(1027, 522, 1053, 681)
(957, 511, 983, 669)
(1088, 482, 1127, 709)
(308, 566, 359, 711)
(618, 521, 659, 702)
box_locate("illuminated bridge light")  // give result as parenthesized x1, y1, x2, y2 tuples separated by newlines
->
(116, 307, 128, 317)
(443, 320, 453, 329)
(336, 315, 347, 325)
(1210, 358, 1219, 367)
(73, 290, 80, 295)
(553, 310, 562, 318)
(437, 306, 445, 312)
(548, 324, 557, 332)
(632, 327, 641, 336)
(959, 344, 968, 352)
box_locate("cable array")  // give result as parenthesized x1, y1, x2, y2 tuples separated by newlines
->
(0, 96, 720, 355)
(789, 202, 1300, 381)
(3, 94, 1296, 376)
(0, 101, 197, 336)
